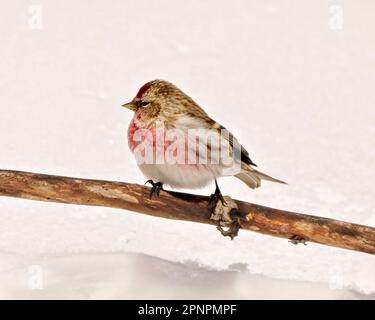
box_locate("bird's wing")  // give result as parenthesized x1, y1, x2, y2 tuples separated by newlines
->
(177, 103, 286, 186)
(173, 100, 257, 167)
(218, 124, 257, 167)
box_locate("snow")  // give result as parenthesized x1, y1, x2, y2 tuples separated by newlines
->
(0, 0, 374, 299)
(0, 252, 368, 299)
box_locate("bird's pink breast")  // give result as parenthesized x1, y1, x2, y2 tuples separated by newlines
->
(127, 117, 141, 151)
(127, 114, 161, 152)
(128, 116, 193, 164)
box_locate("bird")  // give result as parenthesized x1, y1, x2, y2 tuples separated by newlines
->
(122, 80, 285, 206)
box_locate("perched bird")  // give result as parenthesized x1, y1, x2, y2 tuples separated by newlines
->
(122, 80, 285, 205)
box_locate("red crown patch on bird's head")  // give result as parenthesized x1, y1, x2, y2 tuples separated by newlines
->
(135, 82, 152, 99)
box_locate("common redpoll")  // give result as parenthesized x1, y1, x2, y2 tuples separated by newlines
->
(122, 80, 285, 203)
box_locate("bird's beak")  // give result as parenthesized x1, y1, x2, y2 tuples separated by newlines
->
(121, 101, 138, 111)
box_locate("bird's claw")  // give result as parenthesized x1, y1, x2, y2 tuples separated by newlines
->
(208, 189, 226, 211)
(145, 179, 154, 186)
(145, 180, 163, 199)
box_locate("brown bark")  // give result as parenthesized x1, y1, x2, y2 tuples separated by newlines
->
(0, 169, 374, 255)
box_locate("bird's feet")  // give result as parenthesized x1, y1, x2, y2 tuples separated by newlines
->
(145, 180, 164, 199)
(207, 180, 241, 239)
(208, 179, 226, 211)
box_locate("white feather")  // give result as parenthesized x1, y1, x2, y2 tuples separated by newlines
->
(138, 164, 218, 189)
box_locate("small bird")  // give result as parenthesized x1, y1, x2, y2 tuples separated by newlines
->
(122, 80, 285, 205)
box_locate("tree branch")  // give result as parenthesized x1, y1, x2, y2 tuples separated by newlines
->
(0, 169, 374, 255)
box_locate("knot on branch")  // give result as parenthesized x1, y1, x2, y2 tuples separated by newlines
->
(210, 196, 241, 240)
(289, 235, 307, 246)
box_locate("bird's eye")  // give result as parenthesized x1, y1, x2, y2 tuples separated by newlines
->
(140, 101, 150, 107)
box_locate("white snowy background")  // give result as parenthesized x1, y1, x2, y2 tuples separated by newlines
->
(0, 0, 374, 299)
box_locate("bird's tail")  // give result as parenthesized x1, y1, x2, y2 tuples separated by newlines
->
(235, 169, 286, 189)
